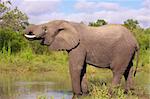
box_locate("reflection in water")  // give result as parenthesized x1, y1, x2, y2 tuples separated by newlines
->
(0, 81, 72, 99)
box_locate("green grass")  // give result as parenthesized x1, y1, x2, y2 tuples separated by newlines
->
(84, 66, 150, 99)
(0, 47, 68, 73)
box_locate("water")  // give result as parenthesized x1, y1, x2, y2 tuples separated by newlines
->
(0, 68, 149, 99)
(0, 81, 72, 99)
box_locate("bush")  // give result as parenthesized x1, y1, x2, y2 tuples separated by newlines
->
(133, 28, 149, 50)
(0, 28, 51, 55)
(0, 28, 27, 53)
(132, 28, 150, 66)
(29, 41, 51, 55)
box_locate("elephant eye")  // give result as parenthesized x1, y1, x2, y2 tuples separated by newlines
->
(42, 26, 48, 33)
(43, 28, 48, 33)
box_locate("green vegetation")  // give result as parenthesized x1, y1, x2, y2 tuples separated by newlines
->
(0, 28, 27, 53)
(89, 19, 108, 27)
(124, 19, 139, 31)
(0, 1, 28, 31)
(0, 1, 149, 99)
(123, 19, 150, 66)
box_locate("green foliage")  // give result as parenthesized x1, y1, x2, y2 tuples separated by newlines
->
(123, 19, 150, 66)
(0, 1, 11, 16)
(132, 27, 149, 66)
(37, 95, 47, 99)
(29, 41, 50, 55)
(90, 83, 131, 99)
(1, 7, 29, 31)
(89, 19, 108, 27)
(20, 46, 34, 61)
(89, 83, 110, 99)
(0, 28, 27, 53)
(0, 0, 28, 32)
(124, 19, 139, 31)
(0, 0, 29, 54)
(88, 83, 138, 99)
(133, 28, 149, 49)
(50, 96, 54, 99)
(112, 87, 127, 99)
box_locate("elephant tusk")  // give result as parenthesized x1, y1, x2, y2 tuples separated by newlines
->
(24, 34, 36, 39)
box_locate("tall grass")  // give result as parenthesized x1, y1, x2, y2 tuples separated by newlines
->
(0, 44, 68, 71)
(0, 45, 70, 85)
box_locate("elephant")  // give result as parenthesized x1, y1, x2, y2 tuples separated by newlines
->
(24, 20, 139, 98)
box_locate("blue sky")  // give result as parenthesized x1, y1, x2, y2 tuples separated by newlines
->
(8, 0, 150, 28)
(60, 0, 143, 13)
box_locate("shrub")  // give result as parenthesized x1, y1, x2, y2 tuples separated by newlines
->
(29, 41, 50, 55)
(0, 28, 27, 53)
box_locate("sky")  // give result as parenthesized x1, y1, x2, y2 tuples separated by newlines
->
(6, 0, 150, 28)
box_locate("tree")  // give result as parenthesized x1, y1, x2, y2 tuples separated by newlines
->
(0, 0, 29, 32)
(89, 19, 108, 27)
(0, 1, 29, 53)
(0, 0, 11, 16)
(124, 19, 139, 31)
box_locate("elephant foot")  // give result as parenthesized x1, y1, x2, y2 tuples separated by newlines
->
(82, 90, 89, 96)
(124, 89, 128, 94)
(72, 95, 78, 99)
(72, 95, 82, 99)
(72, 91, 89, 99)
(124, 87, 135, 94)
(124, 83, 135, 93)
(72, 92, 82, 99)
(108, 85, 121, 96)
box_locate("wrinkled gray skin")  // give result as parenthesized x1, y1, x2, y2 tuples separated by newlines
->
(24, 20, 139, 98)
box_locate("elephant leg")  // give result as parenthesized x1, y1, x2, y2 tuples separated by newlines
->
(111, 62, 125, 87)
(69, 63, 82, 96)
(68, 49, 86, 97)
(81, 63, 88, 95)
(124, 60, 134, 93)
(110, 57, 130, 93)
(109, 68, 124, 95)
(109, 70, 122, 95)
(112, 71, 122, 87)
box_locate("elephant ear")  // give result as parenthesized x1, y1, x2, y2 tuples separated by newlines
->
(49, 22, 80, 51)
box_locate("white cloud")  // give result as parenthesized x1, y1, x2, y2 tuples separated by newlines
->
(28, 12, 66, 24)
(0, 0, 8, 2)
(28, 11, 150, 28)
(24, 0, 60, 1)
(143, 0, 150, 8)
(33, 8, 150, 28)
(74, 0, 121, 12)
(14, 0, 150, 28)
(18, 0, 61, 15)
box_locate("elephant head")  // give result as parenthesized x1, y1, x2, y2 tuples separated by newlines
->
(24, 20, 80, 51)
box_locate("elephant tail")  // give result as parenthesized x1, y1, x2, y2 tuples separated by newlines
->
(134, 46, 140, 77)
